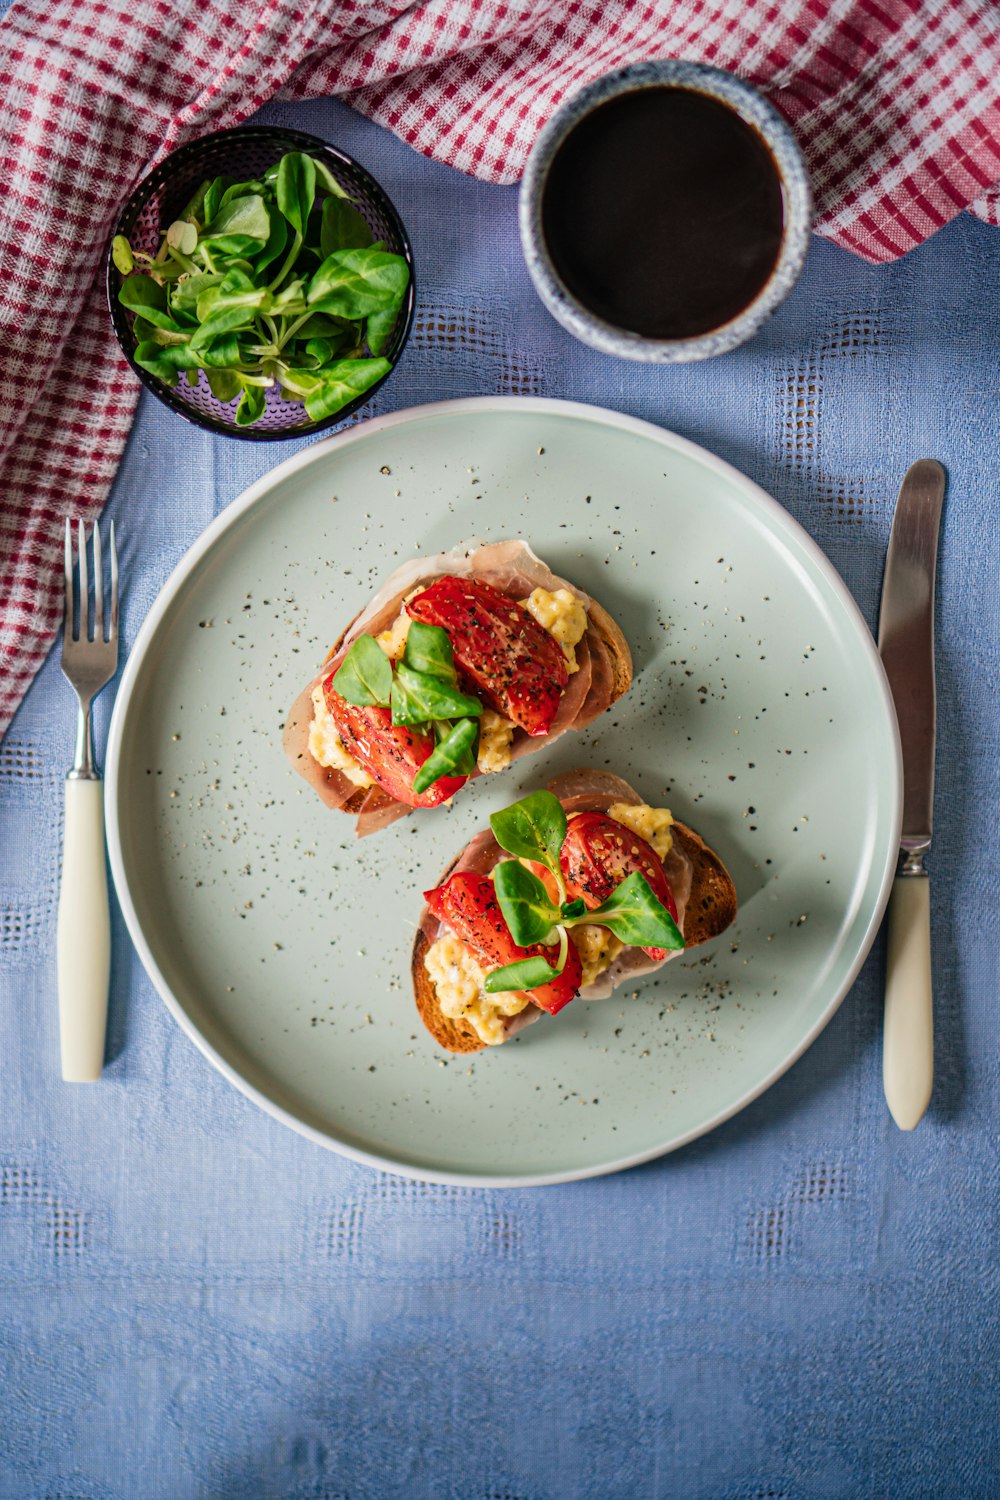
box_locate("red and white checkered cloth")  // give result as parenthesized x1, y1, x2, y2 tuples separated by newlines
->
(2, 0, 999, 736)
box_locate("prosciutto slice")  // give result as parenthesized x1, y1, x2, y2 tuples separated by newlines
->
(354, 784, 412, 838)
(283, 540, 625, 834)
(281, 680, 364, 813)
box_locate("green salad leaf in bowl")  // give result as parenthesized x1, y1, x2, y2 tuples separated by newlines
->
(113, 151, 410, 429)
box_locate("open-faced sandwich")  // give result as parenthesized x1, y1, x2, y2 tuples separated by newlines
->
(283, 541, 631, 835)
(412, 770, 737, 1052)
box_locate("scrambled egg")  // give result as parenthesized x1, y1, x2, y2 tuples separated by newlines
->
(307, 686, 373, 788)
(607, 800, 674, 859)
(570, 923, 625, 987)
(521, 586, 588, 672)
(375, 608, 411, 661)
(477, 709, 515, 774)
(424, 932, 530, 1046)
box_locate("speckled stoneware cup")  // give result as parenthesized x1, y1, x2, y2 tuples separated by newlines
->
(519, 61, 812, 363)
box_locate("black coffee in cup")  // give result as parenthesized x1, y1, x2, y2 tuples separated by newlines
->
(540, 86, 786, 339)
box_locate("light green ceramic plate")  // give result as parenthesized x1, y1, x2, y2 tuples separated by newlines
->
(106, 398, 901, 1185)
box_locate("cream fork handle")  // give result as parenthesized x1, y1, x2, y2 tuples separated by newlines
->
(883, 874, 933, 1130)
(56, 778, 110, 1082)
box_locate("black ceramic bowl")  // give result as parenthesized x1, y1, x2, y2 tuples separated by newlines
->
(106, 126, 415, 441)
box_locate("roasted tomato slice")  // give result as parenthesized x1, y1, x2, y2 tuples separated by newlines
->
(323, 675, 467, 809)
(406, 575, 568, 736)
(425, 871, 582, 1015)
(560, 811, 679, 960)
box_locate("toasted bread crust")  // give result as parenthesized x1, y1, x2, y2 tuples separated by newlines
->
(669, 822, 738, 947)
(585, 596, 633, 704)
(411, 851, 487, 1053)
(413, 817, 737, 1054)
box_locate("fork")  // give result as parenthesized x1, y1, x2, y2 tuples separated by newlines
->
(58, 518, 119, 1082)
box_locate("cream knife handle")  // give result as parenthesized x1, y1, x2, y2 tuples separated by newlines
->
(883, 872, 933, 1130)
(56, 777, 110, 1082)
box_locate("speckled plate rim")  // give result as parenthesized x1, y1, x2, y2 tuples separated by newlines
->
(105, 396, 902, 1187)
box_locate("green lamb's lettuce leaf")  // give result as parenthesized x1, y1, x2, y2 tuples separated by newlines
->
(330, 635, 392, 708)
(411, 717, 479, 796)
(307, 247, 410, 318)
(298, 358, 392, 423)
(142, 320, 192, 348)
(366, 307, 398, 357)
(197, 332, 242, 368)
(401, 621, 457, 683)
(585, 872, 685, 951)
(253, 211, 290, 274)
(434, 714, 478, 777)
(275, 152, 316, 238)
(389, 662, 482, 726)
(111, 235, 134, 275)
(492, 860, 561, 947)
(201, 194, 271, 255)
(483, 953, 563, 995)
(132, 341, 180, 385)
(201, 176, 227, 228)
(118, 274, 177, 330)
(489, 790, 568, 895)
(311, 157, 353, 200)
(169, 273, 224, 312)
(204, 367, 242, 403)
(135, 340, 202, 372)
(189, 304, 257, 350)
(320, 197, 373, 257)
(234, 382, 266, 427)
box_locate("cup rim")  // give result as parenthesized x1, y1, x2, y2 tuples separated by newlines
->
(519, 61, 813, 363)
(105, 124, 416, 441)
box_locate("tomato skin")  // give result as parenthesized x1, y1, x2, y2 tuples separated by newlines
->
(425, 871, 582, 1015)
(323, 675, 467, 809)
(560, 811, 679, 959)
(406, 575, 568, 736)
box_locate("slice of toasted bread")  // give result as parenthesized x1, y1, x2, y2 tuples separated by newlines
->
(299, 591, 633, 827)
(412, 818, 737, 1054)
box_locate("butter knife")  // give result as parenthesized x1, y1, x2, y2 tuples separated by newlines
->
(878, 458, 945, 1130)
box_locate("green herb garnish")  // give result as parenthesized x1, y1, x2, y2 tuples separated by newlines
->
(114, 151, 409, 426)
(412, 717, 479, 795)
(483, 935, 568, 996)
(390, 662, 482, 726)
(490, 789, 568, 902)
(330, 635, 393, 707)
(492, 859, 562, 945)
(330, 622, 481, 796)
(401, 620, 459, 682)
(481, 790, 684, 993)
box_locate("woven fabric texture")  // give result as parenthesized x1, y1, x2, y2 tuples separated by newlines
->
(2, 0, 1000, 741)
(1, 97, 998, 1499)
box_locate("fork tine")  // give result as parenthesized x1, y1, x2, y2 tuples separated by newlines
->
(64, 519, 74, 639)
(109, 520, 119, 638)
(77, 518, 89, 642)
(93, 521, 104, 642)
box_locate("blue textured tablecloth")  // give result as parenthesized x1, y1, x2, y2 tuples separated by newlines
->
(2, 94, 998, 1499)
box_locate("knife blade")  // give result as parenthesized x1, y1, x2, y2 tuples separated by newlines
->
(878, 458, 945, 1130)
(878, 458, 945, 855)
